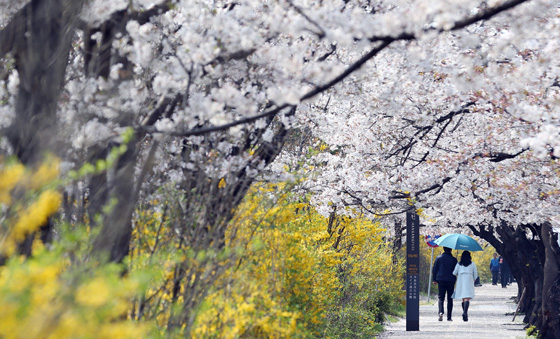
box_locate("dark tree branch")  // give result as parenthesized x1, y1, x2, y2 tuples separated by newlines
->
(77, 0, 175, 31)
(435, 102, 475, 123)
(317, 44, 337, 62)
(286, 0, 326, 39)
(386, 102, 474, 162)
(136, 0, 526, 141)
(132, 1, 176, 25)
(415, 177, 452, 198)
(368, 0, 531, 41)
(141, 95, 182, 127)
(474, 149, 528, 162)
(139, 103, 294, 137)
(448, 0, 530, 31)
(301, 40, 395, 101)
(212, 48, 257, 64)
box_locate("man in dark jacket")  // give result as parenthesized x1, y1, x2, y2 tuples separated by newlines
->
(489, 253, 500, 285)
(499, 256, 511, 288)
(432, 247, 458, 321)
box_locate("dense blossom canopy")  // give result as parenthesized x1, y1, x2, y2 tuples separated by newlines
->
(1, 1, 558, 231)
(1, 1, 560, 337)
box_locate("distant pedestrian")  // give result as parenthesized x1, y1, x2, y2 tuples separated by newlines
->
(453, 251, 478, 322)
(489, 253, 500, 285)
(432, 246, 458, 321)
(499, 256, 511, 288)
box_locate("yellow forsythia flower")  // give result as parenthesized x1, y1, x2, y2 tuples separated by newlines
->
(218, 177, 226, 189)
(12, 190, 62, 242)
(75, 277, 111, 307)
(0, 162, 25, 204)
(28, 159, 60, 189)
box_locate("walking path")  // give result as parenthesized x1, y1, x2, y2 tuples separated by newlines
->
(378, 282, 529, 339)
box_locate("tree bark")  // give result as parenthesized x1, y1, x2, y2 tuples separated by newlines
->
(539, 222, 560, 339)
(392, 219, 404, 265)
(4, 0, 85, 164)
(92, 142, 137, 262)
(0, 0, 86, 257)
(470, 222, 560, 338)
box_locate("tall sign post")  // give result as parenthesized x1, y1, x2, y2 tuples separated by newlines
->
(406, 210, 420, 331)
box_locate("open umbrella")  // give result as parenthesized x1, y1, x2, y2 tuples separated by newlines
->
(434, 233, 483, 251)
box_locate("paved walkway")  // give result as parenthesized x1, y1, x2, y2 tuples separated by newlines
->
(378, 282, 528, 339)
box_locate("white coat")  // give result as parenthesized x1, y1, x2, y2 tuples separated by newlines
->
(452, 262, 478, 299)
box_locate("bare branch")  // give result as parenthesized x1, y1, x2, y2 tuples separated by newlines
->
(138, 103, 294, 137)
(474, 149, 528, 162)
(301, 40, 394, 101)
(132, 1, 176, 25)
(286, 0, 326, 39)
(449, 0, 530, 31)
(368, 0, 531, 41)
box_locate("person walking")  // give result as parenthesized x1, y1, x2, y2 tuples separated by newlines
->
(499, 255, 511, 288)
(453, 251, 478, 322)
(489, 253, 500, 285)
(432, 246, 458, 321)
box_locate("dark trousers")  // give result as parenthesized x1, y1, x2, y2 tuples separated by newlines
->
(491, 270, 499, 285)
(501, 270, 509, 287)
(438, 280, 455, 319)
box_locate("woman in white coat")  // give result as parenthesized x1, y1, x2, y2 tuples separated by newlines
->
(453, 251, 478, 321)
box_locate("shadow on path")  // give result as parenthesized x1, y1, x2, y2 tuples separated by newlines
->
(378, 282, 528, 339)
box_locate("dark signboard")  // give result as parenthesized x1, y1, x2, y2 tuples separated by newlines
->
(406, 210, 419, 331)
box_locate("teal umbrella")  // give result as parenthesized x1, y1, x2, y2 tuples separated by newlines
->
(434, 233, 483, 251)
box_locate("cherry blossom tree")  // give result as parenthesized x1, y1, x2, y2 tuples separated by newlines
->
(1, 0, 558, 336)
(287, 1, 559, 336)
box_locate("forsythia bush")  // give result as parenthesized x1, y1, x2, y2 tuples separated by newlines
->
(0, 157, 155, 339)
(0, 246, 152, 338)
(191, 182, 405, 338)
(1, 156, 403, 338)
(0, 157, 61, 256)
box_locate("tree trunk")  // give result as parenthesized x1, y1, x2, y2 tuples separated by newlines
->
(392, 219, 403, 265)
(5, 0, 85, 164)
(470, 222, 560, 338)
(0, 0, 86, 257)
(92, 140, 138, 263)
(539, 222, 560, 339)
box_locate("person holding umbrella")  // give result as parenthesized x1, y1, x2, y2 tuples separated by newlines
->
(453, 251, 478, 322)
(434, 233, 483, 322)
(432, 246, 457, 321)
